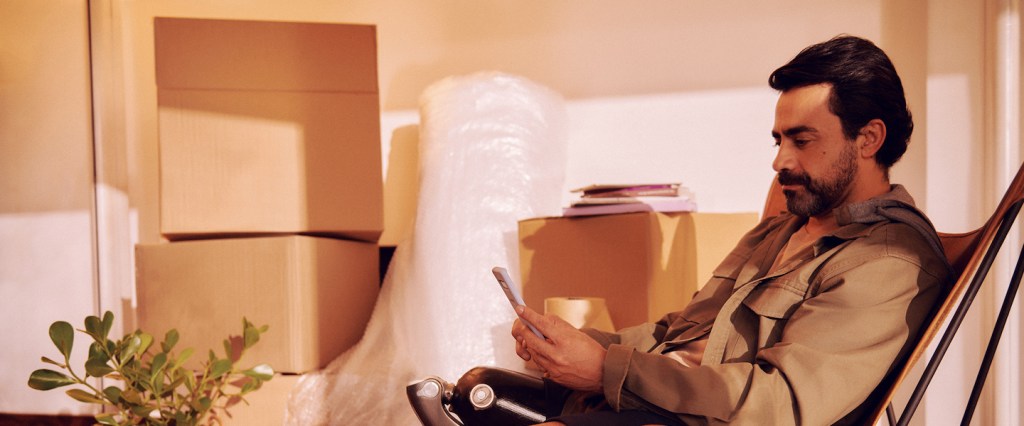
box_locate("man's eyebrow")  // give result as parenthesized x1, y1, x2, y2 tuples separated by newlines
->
(772, 125, 818, 139)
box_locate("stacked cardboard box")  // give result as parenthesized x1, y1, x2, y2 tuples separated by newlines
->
(153, 17, 382, 242)
(136, 235, 379, 371)
(519, 212, 759, 328)
(218, 373, 302, 425)
(136, 18, 383, 423)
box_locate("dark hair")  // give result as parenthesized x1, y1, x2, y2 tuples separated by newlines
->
(768, 35, 913, 168)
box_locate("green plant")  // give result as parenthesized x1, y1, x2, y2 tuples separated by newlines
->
(28, 311, 274, 426)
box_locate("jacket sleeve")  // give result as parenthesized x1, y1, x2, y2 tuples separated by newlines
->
(582, 215, 786, 356)
(582, 322, 663, 352)
(599, 240, 948, 424)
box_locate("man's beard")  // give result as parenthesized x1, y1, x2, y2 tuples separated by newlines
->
(777, 143, 858, 217)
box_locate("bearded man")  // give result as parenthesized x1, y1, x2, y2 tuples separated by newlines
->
(411, 35, 953, 426)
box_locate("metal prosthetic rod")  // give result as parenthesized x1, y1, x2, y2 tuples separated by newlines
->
(407, 367, 551, 426)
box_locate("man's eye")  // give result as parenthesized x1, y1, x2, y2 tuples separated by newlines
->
(794, 139, 810, 147)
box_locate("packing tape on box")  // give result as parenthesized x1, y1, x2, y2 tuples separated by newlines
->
(544, 297, 615, 332)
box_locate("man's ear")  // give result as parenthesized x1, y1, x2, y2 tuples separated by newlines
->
(858, 119, 886, 158)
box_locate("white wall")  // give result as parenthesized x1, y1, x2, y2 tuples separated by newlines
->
(383, 87, 780, 219)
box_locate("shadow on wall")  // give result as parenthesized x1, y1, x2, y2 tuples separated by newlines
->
(381, 124, 421, 247)
(380, 124, 421, 281)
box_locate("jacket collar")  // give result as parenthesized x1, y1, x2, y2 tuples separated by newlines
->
(819, 184, 948, 272)
(836, 184, 917, 224)
(735, 185, 940, 291)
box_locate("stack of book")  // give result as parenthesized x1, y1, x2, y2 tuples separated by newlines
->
(562, 183, 696, 217)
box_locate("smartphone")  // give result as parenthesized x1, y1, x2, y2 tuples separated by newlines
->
(492, 266, 545, 339)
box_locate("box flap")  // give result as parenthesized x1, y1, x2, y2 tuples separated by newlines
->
(154, 17, 378, 92)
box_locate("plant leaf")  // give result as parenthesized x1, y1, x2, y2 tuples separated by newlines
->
(243, 326, 260, 350)
(162, 329, 179, 353)
(152, 375, 163, 398)
(183, 371, 196, 392)
(28, 369, 75, 390)
(137, 332, 154, 355)
(101, 311, 114, 340)
(95, 413, 119, 426)
(102, 386, 122, 404)
(242, 364, 274, 381)
(198, 396, 212, 411)
(120, 388, 142, 405)
(40, 356, 64, 368)
(162, 375, 185, 398)
(84, 315, 102, 341)
(174, 347, 194, 369)
(88, 341, 109, 363)
(241, 380, 256, 394)
(85, 357, 114, 378)
(130, 405, 156, 417)
(49, 321, 74, 359)
(66, 388, 105, 404)
(122, 333, 142, 361)
(151, 352, 167, 376)
(209, 359, 232, 378)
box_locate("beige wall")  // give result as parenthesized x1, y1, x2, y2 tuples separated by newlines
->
(921, 2, 990, 422)
(112, 0, 904, 245)
(0, 0, 98, 415)
(118, 0, 887, 110)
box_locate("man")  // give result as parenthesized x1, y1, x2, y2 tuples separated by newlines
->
(510, 35, 952, 425)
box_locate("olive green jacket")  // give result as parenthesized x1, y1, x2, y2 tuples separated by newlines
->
(580, 185, 951, 425)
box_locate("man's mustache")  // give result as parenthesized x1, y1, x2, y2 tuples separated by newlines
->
(777, 170, 811, 186)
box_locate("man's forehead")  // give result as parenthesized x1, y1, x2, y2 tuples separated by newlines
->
(773, 84, 836, 132)
(776, 84, 832, 111)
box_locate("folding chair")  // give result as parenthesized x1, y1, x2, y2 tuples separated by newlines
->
(764, 162, 1024, 425)
(862, 163, 1024, 425)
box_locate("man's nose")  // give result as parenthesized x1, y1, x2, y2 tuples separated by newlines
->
(773, 142, 796, 173)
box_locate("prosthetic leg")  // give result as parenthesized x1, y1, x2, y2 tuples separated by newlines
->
(407, 367, 562, 426)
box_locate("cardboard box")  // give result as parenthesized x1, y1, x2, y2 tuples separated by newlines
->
(519, 212, 759, 328)
(157, 89, 382, 241)
(221, 374, 301, 426)
(154, 18, 382, 242)
(154, 18, 378, 92)
(136, 235, 379, 373)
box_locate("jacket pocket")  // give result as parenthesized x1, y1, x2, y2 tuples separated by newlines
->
(742, 282, 805, 348)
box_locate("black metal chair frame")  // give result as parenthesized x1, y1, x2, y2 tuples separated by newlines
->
(886, 198, 1024, 425)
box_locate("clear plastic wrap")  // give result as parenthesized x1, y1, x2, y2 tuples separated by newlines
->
(285, 72, 567, 424)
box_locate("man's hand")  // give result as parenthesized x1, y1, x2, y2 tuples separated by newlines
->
(512, 304, 607, 393)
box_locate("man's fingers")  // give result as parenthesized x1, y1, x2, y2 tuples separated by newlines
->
(516, 304, 553, 338)
(515, 334, 532, 361)
(526, 347, 554, 372)
(517, 347, 532, 361)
